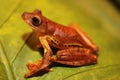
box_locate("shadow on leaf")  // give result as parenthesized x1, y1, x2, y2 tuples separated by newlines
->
(22, 32, 41, 51)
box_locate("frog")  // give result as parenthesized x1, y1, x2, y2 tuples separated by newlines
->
(22, 9, 99, 78)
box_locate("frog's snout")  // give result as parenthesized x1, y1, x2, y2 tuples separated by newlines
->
(22, 12, 33, 25)
(22, 12, 29, 20)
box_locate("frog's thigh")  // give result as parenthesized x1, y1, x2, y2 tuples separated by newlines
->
(55, 48, 97, 66)
(68, 24, 81, 33)
(69, 24, 99, 52)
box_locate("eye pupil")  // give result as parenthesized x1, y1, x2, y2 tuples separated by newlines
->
(32, 17, 41, 26)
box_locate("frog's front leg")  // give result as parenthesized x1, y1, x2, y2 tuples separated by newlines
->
(54, 48, 97, 66)
(24, 36, 53, 78)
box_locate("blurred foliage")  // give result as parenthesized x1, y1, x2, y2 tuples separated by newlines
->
(0, 0, 120, 80)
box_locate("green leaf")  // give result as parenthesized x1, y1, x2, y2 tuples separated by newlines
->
(0, 0, 120, 80)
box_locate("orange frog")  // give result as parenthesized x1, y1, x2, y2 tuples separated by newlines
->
(22, 9, 99, 78)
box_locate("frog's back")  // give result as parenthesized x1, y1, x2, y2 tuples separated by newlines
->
(44, 16, 98, 52)
(46, 20, 81, 42)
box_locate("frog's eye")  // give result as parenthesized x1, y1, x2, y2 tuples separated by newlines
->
(32, 16, 42, 26)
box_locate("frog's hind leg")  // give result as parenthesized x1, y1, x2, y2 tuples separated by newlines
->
(54, 48, 97, 66)
(69, 24, 99, 53)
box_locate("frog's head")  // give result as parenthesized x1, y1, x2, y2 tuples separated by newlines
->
(22, 9, 47, 35)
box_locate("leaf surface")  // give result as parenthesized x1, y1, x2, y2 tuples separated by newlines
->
(0, 0, 120, 80)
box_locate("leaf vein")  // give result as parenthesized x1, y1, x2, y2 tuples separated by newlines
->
(0, 0, 22, 28)
(63, 64, 120, 80)
(0, 40, 15, 80)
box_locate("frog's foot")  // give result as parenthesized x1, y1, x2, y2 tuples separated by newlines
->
(26, 60, 42, 71)
(54, 48, 97, 66)
(24, 59, 52, 78)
